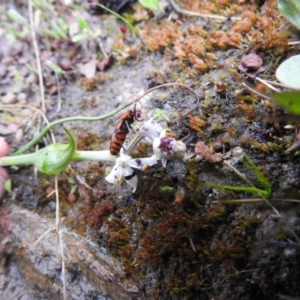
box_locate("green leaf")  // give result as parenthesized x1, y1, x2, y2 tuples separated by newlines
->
(4, 179, 12, 193)
(272, 91, 300, 115)
(160, 186, 174, 192)
(51, 22, 68, 39)
(242, 154, 271, 197)
(7, 9, 27, 25)
(77, 15, 89, 30)
(153, 108, 170, 121)
(207, 154, 271, 198)
(58, 18, 69, 32)
(43, 28, 61, 40)
(25, 63, 38, 74)
(138, 0, 161, 11)
(71, 32, 89, 43)
(276, 55, 300, 89)
(3, 22, 21, 37)
(45, 60, 64, 74)
(35, 128, 76, 175)
(68, 177, 76, 184)
(93, 3, 137, 34)
(0, 113, 15, 123)
(278, 0, 300, 29)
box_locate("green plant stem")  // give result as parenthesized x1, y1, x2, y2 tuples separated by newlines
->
(0, 150, 115, 167)
(91, 3, 137, 34)
(73, 150, 116, 163)
(213, 198, 300, 204)
(13, 82, 199, 156)
(13, 106, 132, 156)
(0, 153, 38, 166)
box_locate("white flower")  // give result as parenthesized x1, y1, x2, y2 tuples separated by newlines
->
(140, 118, 163, 141)
(153, 129, 187, 167)
(105, 149, 158, 192)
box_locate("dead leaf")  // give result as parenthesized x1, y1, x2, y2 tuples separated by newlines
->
(78, 60, 98, 78)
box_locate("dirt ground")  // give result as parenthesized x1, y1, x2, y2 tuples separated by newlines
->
(1, 0, 300, 299)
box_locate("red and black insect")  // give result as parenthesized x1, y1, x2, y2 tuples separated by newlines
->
(110, 104, 142, 155)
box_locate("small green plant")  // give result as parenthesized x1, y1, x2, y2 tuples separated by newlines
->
(207, 154, 271, 198)
(138, 0, 161, 11)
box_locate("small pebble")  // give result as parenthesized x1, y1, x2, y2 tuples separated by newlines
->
(283, 248, 296, 259)
(18, 57, 29, 64)
(25, 73, 38, 84)
(0, 65, 7, 77)
(59, 57, 72, 70)
(49, 85, 58, 95)
(19, 65, 30, 77)
(15, 128, 24, 144)
(1, 92, 17, 104)
(17, 92, 27, 102)
(2, 56, 14, 65)
(12, 81, 27, 94)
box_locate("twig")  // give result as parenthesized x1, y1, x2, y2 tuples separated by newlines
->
(28, 0, 46, 113)
(97, 37, 108, 60)
(242, 81, 271, 100)
(288, 41, 300, 46)
(52, 71, 62, 116)
(33, 226, 56, 246)
(256, 77, 281, 92)
(223, 160, 252, 186)
(0, 104, 57, 146)
(213, 198, 300, 204)
(262, 79, 300, 91)
(54, 175, 67, 300)
(189, 236, 196, 252)
(168, 0, 241, 21)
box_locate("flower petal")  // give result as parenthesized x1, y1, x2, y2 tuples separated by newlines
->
(127, 155, 158, 169)
(125, 173, 138, 192)
(140, 118, 163, 140)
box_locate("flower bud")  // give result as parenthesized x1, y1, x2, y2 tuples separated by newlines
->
(153, 130, 186, 167)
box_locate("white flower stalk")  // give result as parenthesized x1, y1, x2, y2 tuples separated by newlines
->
(153, 129, 187, 167)
(124, 118, 164, 155)
(105, 149, 158, 192)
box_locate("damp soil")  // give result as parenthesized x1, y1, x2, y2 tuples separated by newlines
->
(1, 1, 300, 300)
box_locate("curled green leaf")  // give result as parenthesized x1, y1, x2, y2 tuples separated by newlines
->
(35, 128, 76, 175)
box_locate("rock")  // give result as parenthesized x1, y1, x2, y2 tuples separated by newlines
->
(0, 65, 7, 77)
(12, 82, 27, 94)
(17, 92, 27, 103)
(25, 73, 38, 84)
(1, 56, 14, 65)
(59, 57, 72, 70)
(49, 85, 58, 95)
(0, 206, 142, 299)
(19, 65, 30, 78)
(18, 57, 29, 64)
(1, 92, 16, 104)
